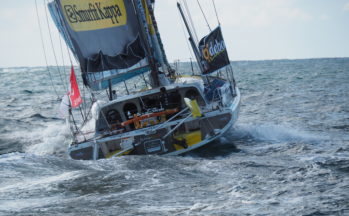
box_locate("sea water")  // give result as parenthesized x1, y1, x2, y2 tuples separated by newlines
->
(0, 58, 348, 215)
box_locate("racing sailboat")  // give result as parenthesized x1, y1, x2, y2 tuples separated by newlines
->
(48, 0, 240, 160)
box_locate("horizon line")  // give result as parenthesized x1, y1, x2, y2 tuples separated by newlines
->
(1, 56, 348, 68)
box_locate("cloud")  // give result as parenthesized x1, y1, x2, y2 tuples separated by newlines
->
(319, 14, 330, 21)
(344, 2, 349, 11)
(163, 0, 313, 30)
(207, 0, 312, 28)
(0, 2, 67, 67)
(286, 8, 312, 21)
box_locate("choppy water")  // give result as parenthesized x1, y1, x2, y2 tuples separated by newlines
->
(0, 58, 348, 215)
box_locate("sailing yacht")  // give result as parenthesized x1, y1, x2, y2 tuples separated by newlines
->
(47, 0, 240, 160)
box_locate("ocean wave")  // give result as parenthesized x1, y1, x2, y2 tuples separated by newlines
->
(231, 123, 323, 143)
(23, 123, 70, 156)
(28, 113, 61, 121)
(1, 59, 349, 215)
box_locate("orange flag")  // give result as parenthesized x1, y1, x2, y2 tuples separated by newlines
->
(69, 66, 83, 108)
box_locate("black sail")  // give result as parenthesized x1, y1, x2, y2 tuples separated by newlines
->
(49, 0, 147, 73)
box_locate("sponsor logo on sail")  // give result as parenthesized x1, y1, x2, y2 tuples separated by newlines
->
(202, 39, 226, 63)
(61, 0, 127, 31)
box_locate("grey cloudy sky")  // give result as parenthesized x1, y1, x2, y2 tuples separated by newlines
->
(0, 0, 348, 67)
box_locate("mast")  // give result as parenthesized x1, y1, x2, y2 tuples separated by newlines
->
(146, 0, 172, 72)
(144, 0, 166, 73)
(177, 2, 204, 73)
(133, 0, 160, 87)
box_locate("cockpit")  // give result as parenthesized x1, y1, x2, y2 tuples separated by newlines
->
(95, 85, 205, 134)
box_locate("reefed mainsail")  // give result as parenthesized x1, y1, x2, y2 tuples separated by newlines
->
(48, 0, 154, 90)
(49, 0, 146, 72)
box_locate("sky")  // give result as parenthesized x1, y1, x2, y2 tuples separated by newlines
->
(0, 0, 348, 67)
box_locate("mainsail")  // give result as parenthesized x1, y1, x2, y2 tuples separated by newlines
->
(48, 0, 159, 90)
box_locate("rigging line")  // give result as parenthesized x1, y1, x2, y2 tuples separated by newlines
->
(78, 106, 85, 122)
(69, 109, 86, 141)
(177, 9, 198, 74)
(34, 0, 60, 99)
(141, 72, 150, 89)
(53, 0, 77, 67)
(78, 58, 88, 120)
(81, 82, 88, 121)
(212, 0, 220, 26)
(79, 100, 95, 129)
(64, 41, 89, 122)
(217, 25, 236, 90)
(66, 45, 73, 65)
(182, 0, 197, 43)
(196, 0, 211, 31)
(86, 86, 96, 107)
(182, 0, 199, 44)
(58, 30, 68, 88)
(43, 0, 68, 92)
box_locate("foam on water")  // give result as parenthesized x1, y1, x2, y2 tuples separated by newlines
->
(24, 122, 70, 156)
(232, 123, 322, 143)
